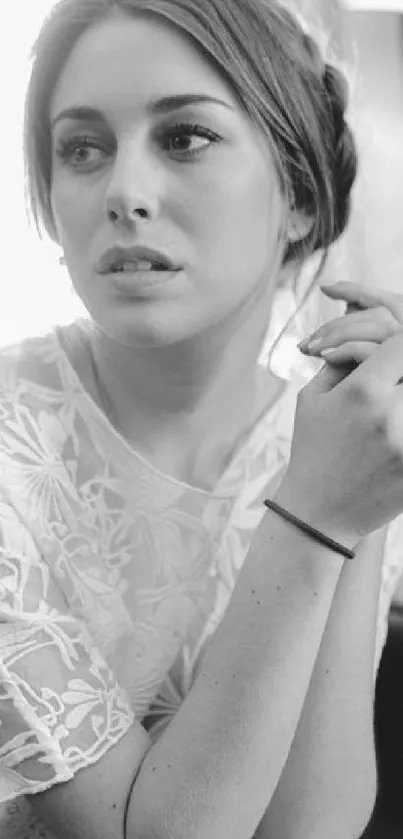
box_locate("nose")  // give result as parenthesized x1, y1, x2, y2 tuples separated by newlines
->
(105, 140, 160, 227)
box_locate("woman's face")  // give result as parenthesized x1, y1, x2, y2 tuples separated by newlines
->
(50, 13, 288, 347)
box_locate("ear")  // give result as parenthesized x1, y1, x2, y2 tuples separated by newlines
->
(287, 207, 314, 245)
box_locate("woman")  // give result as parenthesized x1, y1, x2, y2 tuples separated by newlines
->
(1, 1, 403, 838)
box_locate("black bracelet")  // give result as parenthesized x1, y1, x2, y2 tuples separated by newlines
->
(263, 498, 356, 560)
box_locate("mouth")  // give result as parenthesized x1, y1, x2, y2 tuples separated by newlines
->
(105, 265, 183, 298)
(98, 246, 180, 275)
(109, 260, 171, 274)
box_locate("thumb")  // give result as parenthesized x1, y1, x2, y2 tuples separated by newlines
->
(305, 359, 356, 395)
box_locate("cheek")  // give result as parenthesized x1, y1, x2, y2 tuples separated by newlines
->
(51, 178, 100, 249)
(189, 164, 284, 281)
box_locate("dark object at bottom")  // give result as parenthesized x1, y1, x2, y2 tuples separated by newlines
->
(360, 604, 403, 838)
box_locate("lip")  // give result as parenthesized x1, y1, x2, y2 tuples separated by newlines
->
(97, 244, 180, 274)
(105, 267, 183, 297)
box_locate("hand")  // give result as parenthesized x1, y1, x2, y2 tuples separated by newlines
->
(276, 330, 403, 549)
(298, 281, 403, 365)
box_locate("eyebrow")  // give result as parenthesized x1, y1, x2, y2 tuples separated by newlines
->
(51, 94, 233, 129)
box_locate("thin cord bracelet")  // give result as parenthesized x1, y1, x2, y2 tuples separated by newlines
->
(263, 498, 356, 560)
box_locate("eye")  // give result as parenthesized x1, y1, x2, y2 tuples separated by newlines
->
(55, 135, 110, 169)
(54, 122, 222, 172)
(161, 122, 222, 158)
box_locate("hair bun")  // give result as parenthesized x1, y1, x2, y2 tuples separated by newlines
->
(323, 63, 358, 241)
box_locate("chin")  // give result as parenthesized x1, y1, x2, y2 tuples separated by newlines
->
(89, 305, 208, 350)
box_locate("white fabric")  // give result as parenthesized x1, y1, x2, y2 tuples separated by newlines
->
(0, 319, 402, 835)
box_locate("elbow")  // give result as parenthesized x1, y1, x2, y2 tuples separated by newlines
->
(320, 762, 378, 839)
(316, 742, 378, 839)
(256, 762, 378, 839)
(348, 756, 378, 839)
(316, 767, 378, 839)
(349, 781, 378, 839)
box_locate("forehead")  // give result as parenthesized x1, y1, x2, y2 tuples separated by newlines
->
(50, 13, 240, 120)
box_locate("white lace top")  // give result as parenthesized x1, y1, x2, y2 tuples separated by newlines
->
(1, 320, 403, 835)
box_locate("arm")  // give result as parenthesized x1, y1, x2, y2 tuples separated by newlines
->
(253, 527, 385, 839)
(32, 503, 344, 839)
(31, 327, 403, 839)
(258, 277, 403, 838)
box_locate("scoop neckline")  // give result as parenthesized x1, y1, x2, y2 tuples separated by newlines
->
(52, 319, 289, 500)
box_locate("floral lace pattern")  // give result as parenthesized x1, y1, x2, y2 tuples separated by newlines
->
(0, 321, 402, 836)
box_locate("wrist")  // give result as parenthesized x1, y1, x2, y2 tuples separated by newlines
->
(273, 478, 360, 554)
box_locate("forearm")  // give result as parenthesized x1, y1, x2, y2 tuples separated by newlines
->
(127, 507, 344, 839)
(254, 527, 386, 839)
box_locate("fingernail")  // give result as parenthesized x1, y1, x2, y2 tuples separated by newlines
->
(298, 336, 321, 350)
(320, 347, 338, 357)
(305, 338, 322, 351)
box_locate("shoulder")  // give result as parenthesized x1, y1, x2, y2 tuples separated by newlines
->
(0, 326, 66, 442)
(0, 327, 63, 400)
(0, 328, 75, 521)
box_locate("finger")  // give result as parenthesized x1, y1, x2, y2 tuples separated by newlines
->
(299, 310, 371, 348)
(300, 309, 400, 353)
(338, 331, 403, 393)
(319, 341, 377, 365)
(306, 358, 354, 395)
(320, 282, 403, 323)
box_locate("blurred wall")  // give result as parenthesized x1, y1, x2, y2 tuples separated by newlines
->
(274, 3, 403, 354)
(289, 2, 403, 296)
(345, 10, 403, 294)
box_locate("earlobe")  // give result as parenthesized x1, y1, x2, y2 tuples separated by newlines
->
(288, 225, 302, 244)
(287, 209, 314, 244)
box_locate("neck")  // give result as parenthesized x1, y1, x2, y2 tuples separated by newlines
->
(81, 291, 282, 488)
(92, 290, 272, 412)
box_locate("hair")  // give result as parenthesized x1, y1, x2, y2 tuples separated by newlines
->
(24, 0, 358, 329)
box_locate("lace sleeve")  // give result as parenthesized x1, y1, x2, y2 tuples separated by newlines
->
(0, 489, 134, 805)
